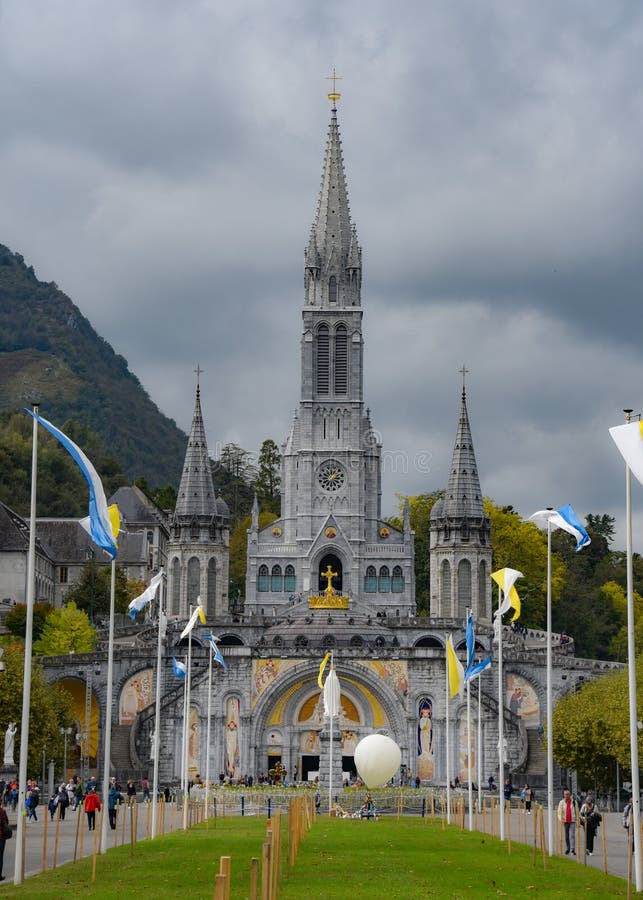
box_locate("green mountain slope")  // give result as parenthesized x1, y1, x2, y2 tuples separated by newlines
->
(0, 243, 186, 487)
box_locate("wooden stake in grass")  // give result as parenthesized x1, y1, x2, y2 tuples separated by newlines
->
(130, 802, 135, 856)
(219, 855, 231, 900)
(122, 796, 127, 844)
(146, 798, 151, 839)
(79, 803, 85, 860)
(601, 812, 608, 874)
(250, 857, 259, 900)
(53, 803, 62, 869)
(532, 802, 537, 867)
(539, 805, 547, 871)
(91, 809, 99, 884)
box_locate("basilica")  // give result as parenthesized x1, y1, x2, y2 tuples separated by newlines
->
(6, 97, 617, 789)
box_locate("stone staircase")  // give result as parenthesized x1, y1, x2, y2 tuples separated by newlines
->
(110, 723, 135, 781)
(513, 728, 547, 789)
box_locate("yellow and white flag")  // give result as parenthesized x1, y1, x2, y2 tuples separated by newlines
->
(446, 634, 464, 698)
(610, 420, 643, 487)
(318, 651, 331, 689)
(491, 567, 523, 622)
(180, 601, 206, 639)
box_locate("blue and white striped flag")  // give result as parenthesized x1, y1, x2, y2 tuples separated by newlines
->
(203, 633, 227, 670)
(25, 409, 119, 558)
(530, 504, 590, 552)
(464, 611, 492, 683)
(172, 657, 187, 679)
(128, 569, 164, 621)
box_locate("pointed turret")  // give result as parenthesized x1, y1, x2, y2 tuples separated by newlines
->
(174, 383, 217, 519)
(251, 492, 259, 530)
(443, 388, 484, 518)
(429, 379, 492, 620)
(304, 104, 361, 307)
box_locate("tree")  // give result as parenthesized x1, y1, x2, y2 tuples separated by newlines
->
(255, 439, 281, 516)
(228, 510, 278, 603)
(552, 657, 643, 787)
(34, 601, 97, 655)
(61, 561, 141, 618)
(212, 443, 257, 526)
(0, 643, 75, 775)
(5, 601, 53, 641)
(586, 513, 616, 545)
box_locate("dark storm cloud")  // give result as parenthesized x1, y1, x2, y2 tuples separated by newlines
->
(1, 0, 643, 548)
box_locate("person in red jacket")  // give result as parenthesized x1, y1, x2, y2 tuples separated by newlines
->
(84, 786, 101, 831)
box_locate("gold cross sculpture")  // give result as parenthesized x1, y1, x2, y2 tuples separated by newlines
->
(326, 67, 342, 105)
(321, 564, 338, 594)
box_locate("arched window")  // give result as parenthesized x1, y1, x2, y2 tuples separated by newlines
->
(334, 324, 348, 393)
(207, 558, 217, 616)
(271, 565, 283, 592)
(284, 565, 296, 592)
(316, 324, 329, 394)
(187, 556, 200, 606)
(350, 635, 364, 647)
(441, 560, 451, 610)
(328, 276, 338, 303)
(364, 565, 377, 593)
(457, 559, 471, 618)
(392, 565, 404, 593)
(171, 557, 180, 616)
(257, 565, 269, 592)
(378, 566, 390, 593)
(478, 561, 487, 619)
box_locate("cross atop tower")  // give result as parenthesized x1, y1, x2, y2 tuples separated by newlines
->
(194, 363, 204, 392)
(458, 364, 469, 395)
(326, 67, 342, 106)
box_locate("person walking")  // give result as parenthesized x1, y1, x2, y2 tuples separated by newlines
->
(84, 786, 101, 831)
(580, 797, 601, 856)
(523, 784, 534, 815)
(108, 785, 124, 830)
(126, 780, 137, 807)
(0, 802, 10, 881)
(557, 788, 579, 855)
(25, 783, 39, 822)
(141, 777, 150, 803)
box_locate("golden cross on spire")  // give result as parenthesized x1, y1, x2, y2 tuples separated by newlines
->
(458, 364, 469, 393)
(326, 67, 343, 106)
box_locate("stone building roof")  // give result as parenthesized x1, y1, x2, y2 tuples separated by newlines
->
(109, 485, 168, 528)
(37, 518, 99, 563)
(0, 502, 31, 551)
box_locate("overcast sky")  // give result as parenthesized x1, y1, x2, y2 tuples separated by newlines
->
(1, 1, 643, 549)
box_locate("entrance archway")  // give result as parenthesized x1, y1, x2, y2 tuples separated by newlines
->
(318, 553, 343, 592)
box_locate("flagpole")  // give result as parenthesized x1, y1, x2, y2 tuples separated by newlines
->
(328, 651, 334, 815)
(99, 560, 117, 854)
(466, 609, 473, 831)
(13, 403, 39, 885)
(477, 668, 483, 818)
(182, 606, 193, 830)
(624, 410, 643, 891)
(546, 516, 554, 857)
(151, 576, 165, 840)
(445, 643, 451, 825)
(205, 639, 213, 821)
(467, 677, 473, 830)
(497, 584, 505, 842)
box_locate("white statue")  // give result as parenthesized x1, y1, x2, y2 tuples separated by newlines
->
(4, 721, 17, 766)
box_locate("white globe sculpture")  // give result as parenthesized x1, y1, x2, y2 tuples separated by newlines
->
(354, 734, 401, 787)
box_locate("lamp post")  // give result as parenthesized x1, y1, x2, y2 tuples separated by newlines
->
(60, 727, 73, 782)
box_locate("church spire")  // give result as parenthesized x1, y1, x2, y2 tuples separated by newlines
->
(444, 380, 484, 518)
(305, 99, 361, 307)
(174, 375, 217, 519)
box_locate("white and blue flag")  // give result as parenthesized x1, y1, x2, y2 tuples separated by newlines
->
(128, 569, 164, 621)
(203, 633, 227, 670)
(464, 611, 492, 682)
(530, 504, 590, 552)
(172, 657, 187, 679)
(25, 409, 119, 558)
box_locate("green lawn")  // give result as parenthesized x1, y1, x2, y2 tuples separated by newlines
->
(2, 816, 628, 899)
